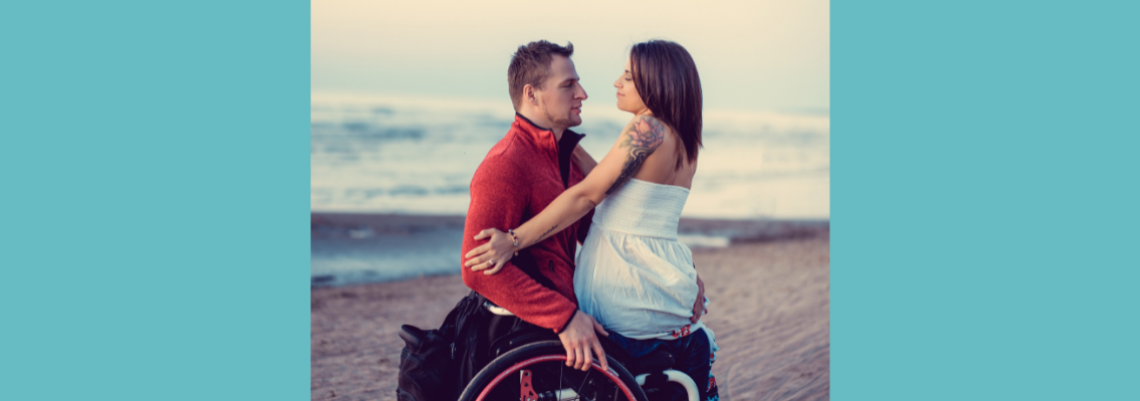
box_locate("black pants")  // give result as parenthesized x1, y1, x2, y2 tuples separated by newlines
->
(457, 294, 544, 394)
(462, 313, 539, 399)
(476, 313, 537, 362)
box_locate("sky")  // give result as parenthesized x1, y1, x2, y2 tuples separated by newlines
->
(312, 0, 829, 115)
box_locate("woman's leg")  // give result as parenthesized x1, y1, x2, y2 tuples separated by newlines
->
(675, 328, 717, 401)
(610, 330, 718, 401)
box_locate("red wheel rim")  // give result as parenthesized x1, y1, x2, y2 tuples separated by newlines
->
(475, 355, 637, 401)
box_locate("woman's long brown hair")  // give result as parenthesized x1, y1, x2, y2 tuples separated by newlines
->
(630, 40, 703, 167)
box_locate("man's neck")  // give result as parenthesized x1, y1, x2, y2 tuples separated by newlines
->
(517, 109, 565, 141)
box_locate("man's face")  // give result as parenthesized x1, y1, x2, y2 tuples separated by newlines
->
(534, 55, 588, 129)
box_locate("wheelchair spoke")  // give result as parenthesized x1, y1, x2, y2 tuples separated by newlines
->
(574, 368, 593, 401)
(544, 363, 588, 400)
(473, 356, 634, 401)
(559, 362, 565, 396)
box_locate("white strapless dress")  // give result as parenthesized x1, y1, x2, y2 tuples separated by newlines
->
(575, 178, 714, 341)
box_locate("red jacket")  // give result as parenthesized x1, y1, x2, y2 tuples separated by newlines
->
(461, 114, 592, 333)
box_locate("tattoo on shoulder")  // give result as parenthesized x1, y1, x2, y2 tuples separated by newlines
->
(606, 116, 667, 195)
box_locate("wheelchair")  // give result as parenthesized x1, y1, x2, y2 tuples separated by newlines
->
(457, 303, 702, 401)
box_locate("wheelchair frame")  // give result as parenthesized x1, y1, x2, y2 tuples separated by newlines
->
(462, 303, 702, 401)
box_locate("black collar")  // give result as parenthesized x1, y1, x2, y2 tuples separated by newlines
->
(557, 127, 585, 189)
(515, 112, 551, 132)
(514, 112, 585, 188)
(514, 112, 584, 141)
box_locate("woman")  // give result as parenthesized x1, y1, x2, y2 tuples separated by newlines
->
(464, 40, 717, 401)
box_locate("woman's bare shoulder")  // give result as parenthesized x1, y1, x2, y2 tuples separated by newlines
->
(619, 114, 673, 151)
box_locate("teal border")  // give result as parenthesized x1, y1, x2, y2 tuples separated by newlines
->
(5, 1, 1139, 399)
(2, 1, 309, 399)
(834, 1, 1139, 399)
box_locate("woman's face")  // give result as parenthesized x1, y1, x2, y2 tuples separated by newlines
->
(614, 57, 648, 114)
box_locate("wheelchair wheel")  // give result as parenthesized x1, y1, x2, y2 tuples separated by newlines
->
(458, 340, 648, 401)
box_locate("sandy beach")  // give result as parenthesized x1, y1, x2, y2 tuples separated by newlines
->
(311, 227, 829, 401)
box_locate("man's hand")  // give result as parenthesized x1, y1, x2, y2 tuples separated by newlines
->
(558, 311, 610, 372)
(690, 274, 706, 323)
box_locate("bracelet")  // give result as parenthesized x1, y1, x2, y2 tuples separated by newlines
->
(507, 229, 520, 256)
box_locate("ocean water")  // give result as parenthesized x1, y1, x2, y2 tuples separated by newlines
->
(311, 92, 830, 219)
(311, 92, 829, 285)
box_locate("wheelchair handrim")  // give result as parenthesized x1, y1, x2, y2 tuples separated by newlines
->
(476, 354, 638, 401)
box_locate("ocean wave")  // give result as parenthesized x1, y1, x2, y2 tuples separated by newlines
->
(311, 92, 829, 219)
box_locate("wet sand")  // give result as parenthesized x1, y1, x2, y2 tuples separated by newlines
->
(311, 234, 829, 400)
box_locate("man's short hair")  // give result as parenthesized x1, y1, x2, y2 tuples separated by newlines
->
(508, 40, 574, 109)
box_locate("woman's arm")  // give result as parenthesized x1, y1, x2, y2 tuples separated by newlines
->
(464, 114, 669, 273)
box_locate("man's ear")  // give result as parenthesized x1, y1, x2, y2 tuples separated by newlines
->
(523, 84, 538, 105)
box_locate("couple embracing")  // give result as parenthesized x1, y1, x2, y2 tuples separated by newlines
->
(459, 39, 716, 401)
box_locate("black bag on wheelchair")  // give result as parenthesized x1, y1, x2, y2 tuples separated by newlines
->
(396, 291, 487, 401)
(397, 250, 558, 401)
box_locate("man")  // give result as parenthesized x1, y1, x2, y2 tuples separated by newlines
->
(460, 40, 609, 373)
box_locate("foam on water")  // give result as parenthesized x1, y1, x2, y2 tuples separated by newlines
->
(311, 92, 829, 219)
